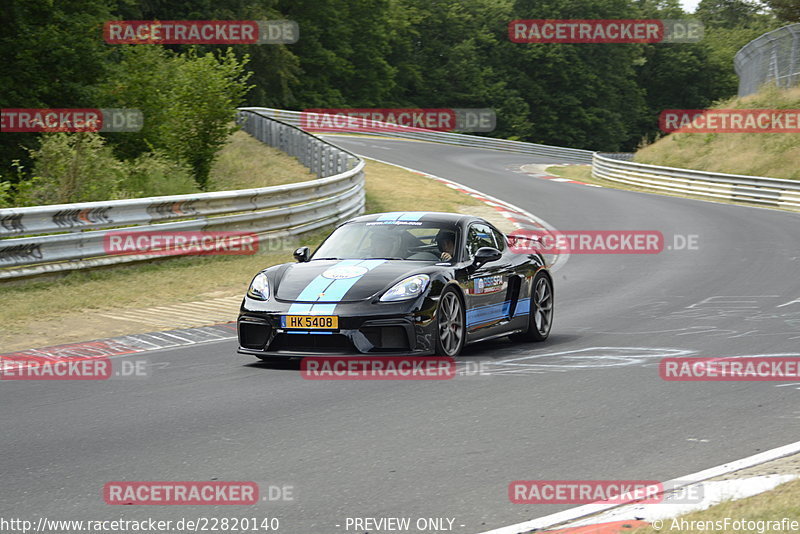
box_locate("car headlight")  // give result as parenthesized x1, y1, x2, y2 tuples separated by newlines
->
(380, 274, 430, 302)
(247, 272, 270, 300)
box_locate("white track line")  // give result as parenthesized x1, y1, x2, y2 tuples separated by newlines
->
(564, 474, 798, 528)
(477, 439, 800, 534)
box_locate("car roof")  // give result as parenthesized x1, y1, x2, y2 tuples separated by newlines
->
(345, 211, 486, 226)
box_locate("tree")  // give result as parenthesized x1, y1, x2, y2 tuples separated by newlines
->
(276, 0, 397, 107)
(98, 45, 177, 161)
(0, 0, 113, 179)
(761, 0, 800, 22)
(495, 0, 648, 150)
(695, 0, 763, 28)
(160, 49, 253, 188)
(99, 46, 252, 189)
(111, 0, 301, 107)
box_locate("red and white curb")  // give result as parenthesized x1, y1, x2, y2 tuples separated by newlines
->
(0, 323, 237, 372)
(515, 163, 601, 188)
(0, 158, 568, 368)
(478, 439, 800, 534)
(562, 474, 797, 531)
(540, 175, 602, 188)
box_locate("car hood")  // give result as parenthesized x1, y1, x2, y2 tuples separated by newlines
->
(275, 259, 431, 302)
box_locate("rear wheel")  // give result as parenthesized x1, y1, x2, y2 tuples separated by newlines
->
(435, 287, 466, 357)
(516, 272, 553, 342)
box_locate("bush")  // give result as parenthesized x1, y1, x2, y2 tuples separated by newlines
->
(100, 46, 253, 189)
(15, 133, 126, 206)
(121, 151, 199, 198)
(160, 49, 252, 189)
(0, 180, 13, 208)
(8, 134, 201, 207)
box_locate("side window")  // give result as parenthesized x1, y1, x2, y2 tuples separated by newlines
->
(491, 227, 506, 251)
(466, 223, 497, 257)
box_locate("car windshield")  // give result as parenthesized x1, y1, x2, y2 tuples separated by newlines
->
(311, 221, 460, 262)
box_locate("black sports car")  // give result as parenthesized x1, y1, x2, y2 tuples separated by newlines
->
(237, 212, 553, 358)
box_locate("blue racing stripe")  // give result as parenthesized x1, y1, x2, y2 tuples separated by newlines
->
(397, 211, 428, 221)
(287, 260, 360, 314)
(514, 298, 531, 317)
(287, 303, 315, 314)
(466, 302, 506, 326)
(313, 260, 385, 302)
(293, 277, 334, 301)
(309, 303, 337, 315)
(285, 330, 332, 335)
(466, 298, 531, 327)
(281, 259, 390, 317)
(309, 259, 386, 314)
(377, 212, 404, 221)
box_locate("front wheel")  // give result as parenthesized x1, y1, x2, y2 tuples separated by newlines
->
(435, 287, 466, 357)
(516, 272, 553, 342)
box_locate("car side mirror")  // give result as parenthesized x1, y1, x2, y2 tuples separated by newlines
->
(472, 247, 502, 268)
(293, 246, 310, 262)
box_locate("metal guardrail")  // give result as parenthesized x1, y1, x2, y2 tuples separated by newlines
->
(734, 24, 800, 97)
(0, 110, 365, 279)
(3, 106, 796, 280)
(240, 107, 596, 164)
(266, 107, 799, 211)
(593, 153, 800, 210)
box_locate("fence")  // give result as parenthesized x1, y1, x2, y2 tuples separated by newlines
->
(239, 108, 595, 164)
(0, 110, 365, 280)
(593, 152, 800, 210)
(265, 107, 799, 211)
(3, 107, 798, 281)
(734, 23, 800, 97)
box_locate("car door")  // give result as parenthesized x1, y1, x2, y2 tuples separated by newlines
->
(463, 222, 514, 336)
(490, 224, 531, 331)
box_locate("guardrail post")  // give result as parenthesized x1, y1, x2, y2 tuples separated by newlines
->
(311, 141, 319, 177)
(321, 146, 329, 178)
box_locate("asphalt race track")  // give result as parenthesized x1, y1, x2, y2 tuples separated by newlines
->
(2, 137, 799, 532)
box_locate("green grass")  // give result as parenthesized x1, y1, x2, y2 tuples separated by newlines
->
(635, 85, 800, 180)
(207, 129, 317, 189)
(547, 165, 592, 182)
(363, 158, 482, 214)
(0, 144, 482, 351)
(630, 477, 800, 534)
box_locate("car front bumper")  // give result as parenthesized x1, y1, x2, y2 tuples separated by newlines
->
(237, 296, 438, 357)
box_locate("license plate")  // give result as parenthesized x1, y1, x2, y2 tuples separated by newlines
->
(281, 315, 339, 329)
